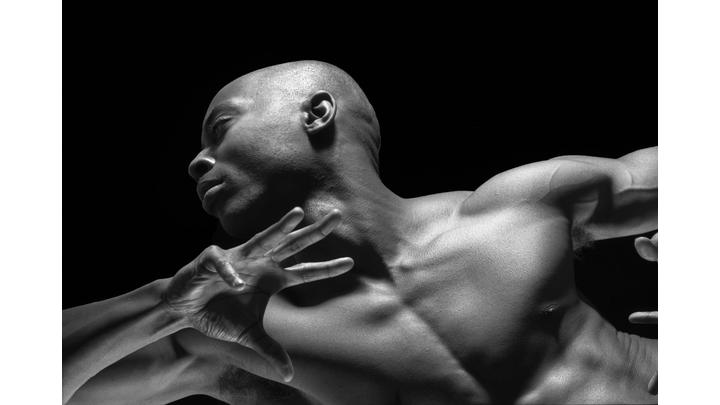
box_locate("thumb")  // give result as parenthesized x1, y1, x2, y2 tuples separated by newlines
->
(241, 324, 294, 382)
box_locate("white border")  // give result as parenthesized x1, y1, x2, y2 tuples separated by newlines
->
(660, 0, 720, 402)
(0, 1, 62, 403)
(1, 0, 718, 402)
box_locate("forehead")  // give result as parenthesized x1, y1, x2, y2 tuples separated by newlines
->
(204, 76, 260, 120)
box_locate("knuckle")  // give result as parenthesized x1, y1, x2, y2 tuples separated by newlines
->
(206, 244, 222, 255)
(203, 245, 228, 262)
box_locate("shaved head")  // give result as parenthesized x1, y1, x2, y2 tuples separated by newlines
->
(209, 60, 381, 171)
(190, 61, 386, 237)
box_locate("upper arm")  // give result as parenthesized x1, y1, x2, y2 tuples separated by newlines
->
(463, 147, 657, 241)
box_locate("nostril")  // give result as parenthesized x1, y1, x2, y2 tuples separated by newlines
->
(188, 156, 215, 180)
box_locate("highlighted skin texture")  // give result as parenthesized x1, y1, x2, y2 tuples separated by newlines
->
(64, 61, 657, 405)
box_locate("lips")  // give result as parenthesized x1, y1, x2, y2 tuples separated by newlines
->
(197, 178, 222, 200)
(196, 178, 225, 212)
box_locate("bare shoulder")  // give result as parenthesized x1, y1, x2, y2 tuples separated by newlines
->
(406, 191, 474, 229)
(407, 190, 474, 210)
(458, 156, 621, 217)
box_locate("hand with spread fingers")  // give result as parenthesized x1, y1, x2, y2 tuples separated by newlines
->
(162, 207, 353, 382)
(628, 231, 658, 395)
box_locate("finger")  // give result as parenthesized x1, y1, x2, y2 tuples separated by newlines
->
(240, 323, 294, 382)
(242, 207, 305, 255)
(214, 259, 246, 289)
(267, 209, 342, 262)
(284, 257, 355, 287)
(634, 236, 658, 262)
(196, 246, 225, 277)
(628, 311, 658, 324)
(648, 372, 658, 395)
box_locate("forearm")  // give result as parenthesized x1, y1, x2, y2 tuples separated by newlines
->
(67, 337, 220, 405)
(617, 146, 657, 183)
(602, 146, 658, 237)
(62, 278, 189, 403)
(563, 146, 657, 241)
(63, 279, 170, 341)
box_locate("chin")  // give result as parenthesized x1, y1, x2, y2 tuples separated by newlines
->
(218, 204, 257, 240)
(218, 196, 294, 241)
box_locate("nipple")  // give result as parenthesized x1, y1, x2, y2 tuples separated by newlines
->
(541, 303, 559, 316)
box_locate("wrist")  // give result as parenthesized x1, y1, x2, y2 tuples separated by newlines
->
(149, 278, 192, 331)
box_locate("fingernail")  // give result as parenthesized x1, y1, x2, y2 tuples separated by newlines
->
(281, 366, 294, 382)
(233, 276, 245, 289)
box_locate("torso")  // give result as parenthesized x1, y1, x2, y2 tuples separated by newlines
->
(185, 191, 657, 404)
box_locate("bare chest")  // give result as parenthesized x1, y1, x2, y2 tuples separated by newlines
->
(266, 207, 581, 404)
(397, 208, 578, 365)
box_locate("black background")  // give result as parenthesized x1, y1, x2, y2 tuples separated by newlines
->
(63, 5, 656, 404)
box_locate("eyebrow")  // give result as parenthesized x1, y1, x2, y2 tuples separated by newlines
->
(201, 102, 244, 146)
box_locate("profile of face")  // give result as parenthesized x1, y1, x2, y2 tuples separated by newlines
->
(188, 79, 303, 236)
(187, 74, 335, 239)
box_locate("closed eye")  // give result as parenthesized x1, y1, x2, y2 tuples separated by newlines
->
(211, 116, 233, 142)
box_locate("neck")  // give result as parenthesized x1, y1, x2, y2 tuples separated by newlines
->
(290, 167, 413, 281)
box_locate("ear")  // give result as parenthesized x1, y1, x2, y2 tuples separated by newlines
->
(303, 91, 336, 135)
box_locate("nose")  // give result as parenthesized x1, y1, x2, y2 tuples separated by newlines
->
(188, 150, 215, 181)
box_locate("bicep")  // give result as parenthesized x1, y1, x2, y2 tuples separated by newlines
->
(466, 157, 619, 212)
(466, 151, 657, 241)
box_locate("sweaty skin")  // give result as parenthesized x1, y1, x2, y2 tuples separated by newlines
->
(65, 61, 657, 405)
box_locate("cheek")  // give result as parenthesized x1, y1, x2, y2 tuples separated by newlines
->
(214, 133, 270, 175)
(222, 119, 294, 161)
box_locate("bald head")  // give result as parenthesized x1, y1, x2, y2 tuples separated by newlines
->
(191, 62, 386, 237)
(209, 61, 381, 171)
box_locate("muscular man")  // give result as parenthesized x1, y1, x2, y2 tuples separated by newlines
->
(63, 61, 658, 404)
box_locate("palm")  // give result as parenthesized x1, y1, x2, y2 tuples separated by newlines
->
(194, 290, 269, 344)
(163, 207, 354, 381)
(191, 257, 283, 343)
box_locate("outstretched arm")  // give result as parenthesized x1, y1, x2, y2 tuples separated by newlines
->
(548, 146, 657, 241)
(63, 279, 187, 403)
(63, 207, 353, 404)
(466, 146, 657, 244)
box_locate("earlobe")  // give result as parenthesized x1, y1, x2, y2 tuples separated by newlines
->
(303, 91, 336, 135)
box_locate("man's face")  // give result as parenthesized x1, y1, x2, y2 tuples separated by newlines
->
(188, 79, 312, 238)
